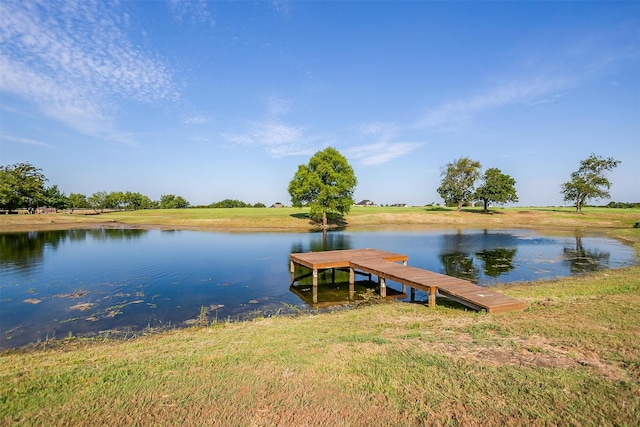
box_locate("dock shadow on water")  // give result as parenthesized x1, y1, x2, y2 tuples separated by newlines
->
(0, 228, 636, 349)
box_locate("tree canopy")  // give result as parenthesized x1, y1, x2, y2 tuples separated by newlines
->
(288, 147, 357, 228)
(0, 162, 48, 213)
(475, 168, 518, 212)
(560, 154, 620, 214)
(437, 157, 482, 211)
(160, 194, 190, 209)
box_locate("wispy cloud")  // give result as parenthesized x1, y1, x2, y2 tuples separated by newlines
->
(167, 0, 215, 27)
(348, 121, 423, 166)
(225, 119, 322, 157)
(183, 114, 213, 125)
(416, 22, 640, 134)
(224, 96, 327, 157)
(416, 78, 569, 132)
(0, 0, 178, 140)
(0, 133, 54, 148)
(266, 95, 292, 117)
(348, 141, 423, 166)
(270, 0, 292, 18)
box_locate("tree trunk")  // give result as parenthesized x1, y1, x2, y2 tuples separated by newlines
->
(322, 211, 328, 229)
(457, 201, 463, 212)
(483, 199, 488, 212)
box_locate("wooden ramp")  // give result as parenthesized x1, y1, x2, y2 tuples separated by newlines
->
(290, 248, 525, 313)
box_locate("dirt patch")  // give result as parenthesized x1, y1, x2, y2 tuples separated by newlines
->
(429, 333, 629, 382)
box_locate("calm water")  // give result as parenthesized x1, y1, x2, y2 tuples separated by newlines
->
(0, 228, 636, 349)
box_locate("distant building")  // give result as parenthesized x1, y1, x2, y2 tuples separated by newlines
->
(390, 203, 409, 208)
(270, 202, 284, 208)
(355, 199, 376, 207)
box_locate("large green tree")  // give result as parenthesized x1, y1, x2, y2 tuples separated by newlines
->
(288, 147, 357, 229)
(475, 168, 518, 212)
(437, 157, 482, 211)
(0, 162, 47, 213)
(560, 154, 620, 214)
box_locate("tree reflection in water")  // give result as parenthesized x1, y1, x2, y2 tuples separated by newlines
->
(563, 234, 611, 274)
(439, 252, 480, 283)
(0, 228, 147, 273)
(476, 248, 517, 278)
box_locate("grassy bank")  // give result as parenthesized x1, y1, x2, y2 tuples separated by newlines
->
(1, 225, 639, 425)
(1, 206, 639, 232)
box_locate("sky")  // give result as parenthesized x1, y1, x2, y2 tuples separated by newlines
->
(1, 0, 639, 207)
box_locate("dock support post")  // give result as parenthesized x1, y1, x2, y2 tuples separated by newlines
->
(331, 268, 336, 283)
(312, 269, 318, 303)
(401, 261, 407, 293)
(349, 268, 355, 298)
(410, 287, 416, 303)
(429, 286, 436, 308)
(290, 261, 295, 284)
(380, 277, 386, 298)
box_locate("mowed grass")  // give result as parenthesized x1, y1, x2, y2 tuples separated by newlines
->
(2, 205, 639, 232)
(1, 210, 639, 425)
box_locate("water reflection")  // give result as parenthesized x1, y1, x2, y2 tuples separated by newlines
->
(0, 228, 636, 349)
(436, 230, 520, 283)
(476, 248, 517, 278)
(0, 228, 147, 273)
(290, 231, 352, 254)
(563, 235, 611, 274)
(439, 252, 477, 282)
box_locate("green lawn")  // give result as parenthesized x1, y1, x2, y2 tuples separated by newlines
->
(1, 227, 638, 426)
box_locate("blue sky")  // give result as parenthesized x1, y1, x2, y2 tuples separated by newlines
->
(1, 1, 638, 207)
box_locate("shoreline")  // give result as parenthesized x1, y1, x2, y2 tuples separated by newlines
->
(1, 206, 638, 233)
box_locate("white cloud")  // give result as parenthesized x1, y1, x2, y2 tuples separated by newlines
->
(225, 119, 322, 157)
(183, 114, 213, 125)
(416, 78, 569, 132)
(167, 0, 215, 27)
(0, 133, 54, 148)
(0, 0, 178, 140)
(348, 141, 423, 166)
(266, 95, 292, 117)
(224, 96, 326, 157)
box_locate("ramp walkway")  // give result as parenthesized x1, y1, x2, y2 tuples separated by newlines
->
(289, 248, 525, 313)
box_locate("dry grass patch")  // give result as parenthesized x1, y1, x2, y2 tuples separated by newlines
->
(2, 206, 639, 232)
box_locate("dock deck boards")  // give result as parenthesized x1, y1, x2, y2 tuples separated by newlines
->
(290, 248, 525, 313)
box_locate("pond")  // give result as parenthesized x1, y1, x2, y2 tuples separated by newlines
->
(0, 227, 636, 349)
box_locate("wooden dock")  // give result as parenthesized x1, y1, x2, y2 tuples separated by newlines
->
(289, 248, 525, 313)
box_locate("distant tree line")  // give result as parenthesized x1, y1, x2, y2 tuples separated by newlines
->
(1, 152, 627, 217)
(207, 199, 266, 208)
(0, 162, 191, 213)
(0, 162, 272, 214)
(605, 202, 640, 209)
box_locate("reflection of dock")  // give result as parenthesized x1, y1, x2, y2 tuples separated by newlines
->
(289, 248, 526, 313)
(288, 281, 406, 309)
